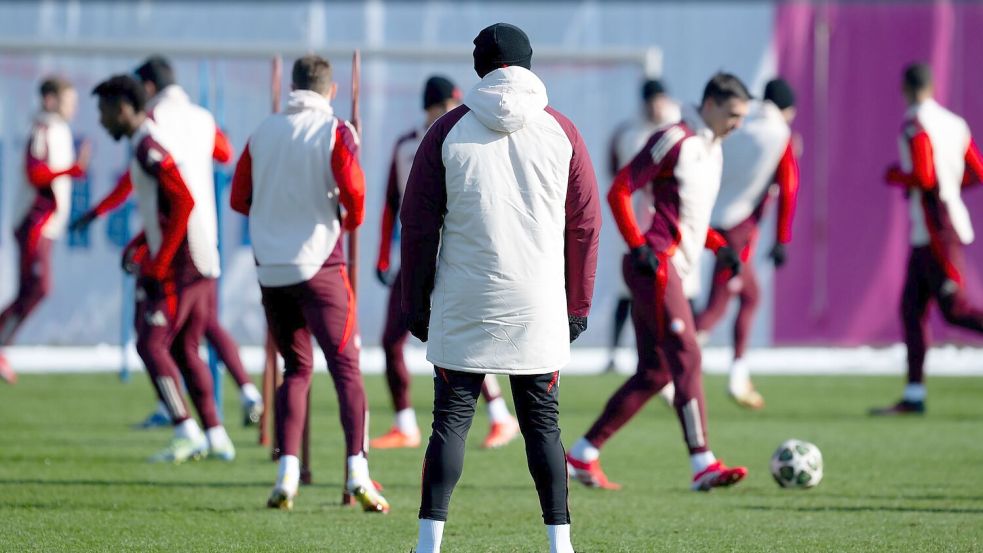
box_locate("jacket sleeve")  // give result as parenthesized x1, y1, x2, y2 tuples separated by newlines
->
(135, 140, 195, 280)
(89, 171, 133, 217)
(886, 125, 936, 190)
(332, 121, 366, 231)
(704, 228, 728, 253)
(400, 108, 468, 323)
(548, 107, 602, 318)
(377, 145, 401, 272)
(212, 128, 233, 164)
(230, 143, 253, 215)
(774, 139, 800, 244)
(963, 137, 983, 188)
(607, 127, 685, 249)
(25, 124, 84, 188)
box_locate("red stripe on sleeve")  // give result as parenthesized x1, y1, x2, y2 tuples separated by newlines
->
(91, 172, 133, 217)
(230, 143, 253, 215)
(963, 137, 983, 188)
(775, 140, 800, 244)
(332, 122, 366, 231)
(377, 150, 400, 272)
(144, 155, 194, 280)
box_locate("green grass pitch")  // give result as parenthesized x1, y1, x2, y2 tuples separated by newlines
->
(1, 372, 982, 552)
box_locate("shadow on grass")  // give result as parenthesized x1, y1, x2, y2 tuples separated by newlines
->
(0, 478, 276, 489)
(744, 504, 983, 515)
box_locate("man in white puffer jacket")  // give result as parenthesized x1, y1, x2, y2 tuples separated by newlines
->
(401, 23, 601, 553)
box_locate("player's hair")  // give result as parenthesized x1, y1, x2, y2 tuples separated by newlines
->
(701, 72, 751, 105)
(134, 55, 176, 89)
(903, 63, 932, 93)
(92, 75, 147, 112)
(292, 55, 333, 94)
(39, 76, 73, 98)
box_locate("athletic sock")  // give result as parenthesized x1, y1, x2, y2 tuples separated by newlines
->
(487, 397, 511, 424)
(276, 454, 300, 496)
(570, 437, 600, 462)
(416, 519, 445, 553)
(728, 358, 750, 393)
(690, 450, 717, 475)
(205, 425, 232, 450)
(903, 383, 926, 403)
(547, 524, 574, 553)
(154, 400, 170, 418)
(395, 408, 419, 435)
(347, 453, 371, 488)
(239, 383, 261, 404)
(174, 418, 203, 442)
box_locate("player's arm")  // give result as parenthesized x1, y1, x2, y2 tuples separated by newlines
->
(213, 128, 233, 164)
(400, 119, 451, 343)
(140, 149, 195, 281)
(376, 148, 401, 282)
(962, 137, 983, 188)
(769, 139, 800, 267)
(121, 231, 148, 274)
(332, 121, 366, 231)
(553, 109, 601, 342)
(885, 125, 936, 190)
(71, 171, 133, 232)
(706, 228, 741, 276)
(230, 143, 253, 215)
(25, 126, 89, 187)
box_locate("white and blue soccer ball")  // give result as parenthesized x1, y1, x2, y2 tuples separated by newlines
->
(770, 439, 823, 489)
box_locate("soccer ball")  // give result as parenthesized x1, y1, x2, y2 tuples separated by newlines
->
(770, 439, 823, 489)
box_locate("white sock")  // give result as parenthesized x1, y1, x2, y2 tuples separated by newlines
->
(903, 383, 926, 402)
(416, 519, 444, 553)
(276, 454, 300, 496)
(347, 453, 371, 488)
(154, 400, 170, 417)
(690, 450, 717, 475)
(240, 383, 261, 404)
(570, 437, 599, 462)
(728, 358, 750, 392)
(487, 397, 511, 424)
(205, 425, 232, 449)
(395, 408, 419, 435)
(174, 418, 203, 442)
(547, 524, 574, 553)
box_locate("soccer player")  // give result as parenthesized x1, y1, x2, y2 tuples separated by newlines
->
(871, 63, 983, 415)
(92, 75, 235, 463)
(371, 75, 519, 450)
(602, 79, 680, 376)
(0, 77, 90, 385)
(72, 56, 263, 427)
(694, 78, 800, 410)
(230, 55, 388, 513)
(404, 23, 600, 553)
(566, 73, 751, 492)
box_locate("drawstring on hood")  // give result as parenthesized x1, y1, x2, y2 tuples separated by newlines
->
(464, 66, 548, 134)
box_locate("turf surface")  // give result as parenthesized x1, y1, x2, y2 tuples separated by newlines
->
(1, 372, 981, 552)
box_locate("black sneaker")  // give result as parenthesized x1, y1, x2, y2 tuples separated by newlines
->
(869, 399, 925, 416)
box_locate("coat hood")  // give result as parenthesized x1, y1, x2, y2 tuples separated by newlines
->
(464, 66, 548, 134)
(285, 90, 335, 117)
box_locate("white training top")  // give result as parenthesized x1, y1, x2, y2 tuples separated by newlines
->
(17, 111, 76, 240)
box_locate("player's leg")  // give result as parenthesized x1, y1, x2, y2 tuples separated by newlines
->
(567, 255, 672, 490)
(603, 294, 633, 373)
(372, 271, 420, 449)
(302, 264, 387, 512)
(934, 241, 983, 332)
(871, 248, 932, 415)
(261, 282, 312, 509)
(170, 278, 233, 460)
(202, 284, 263, 426)
(416, 367, 484, 553)
(693, 227, 736, 344)
(509, 371, 573, 553)
(660, 265, 747, 491)
(0, 234, 52, 384)
(729, 246, 764, 409)
(479, 374, 519, 449)
(134, 280, 207, 463)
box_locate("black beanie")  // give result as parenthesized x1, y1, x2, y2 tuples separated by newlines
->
(764, 78, 795, 110)
(473, 23, 533, 78)
(642, 79, 667, 101)
(423, 76, 459, 110)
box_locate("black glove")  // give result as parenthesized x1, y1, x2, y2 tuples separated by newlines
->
(717, 246, 742, 276)
(568, 315, 587, 343)
(121, 249, 140, 275)
(376, 267, 392, 287)
(769, 243, 787, 268)
(69, 211, 96, 233)
(406, 313, 429, 343)
(630, 244, 659, 276)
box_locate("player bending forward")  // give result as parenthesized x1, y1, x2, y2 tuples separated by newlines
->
(0, 77, 90, 384)
(567, 73, 751, 492)
(871, 63, 983, 415)
(371, 74, 519, 450)
(403, 23, 600, 553)
(694, 78, 801, 410)
(93, 75, 234, 463)
(231, 55, 388, 513)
